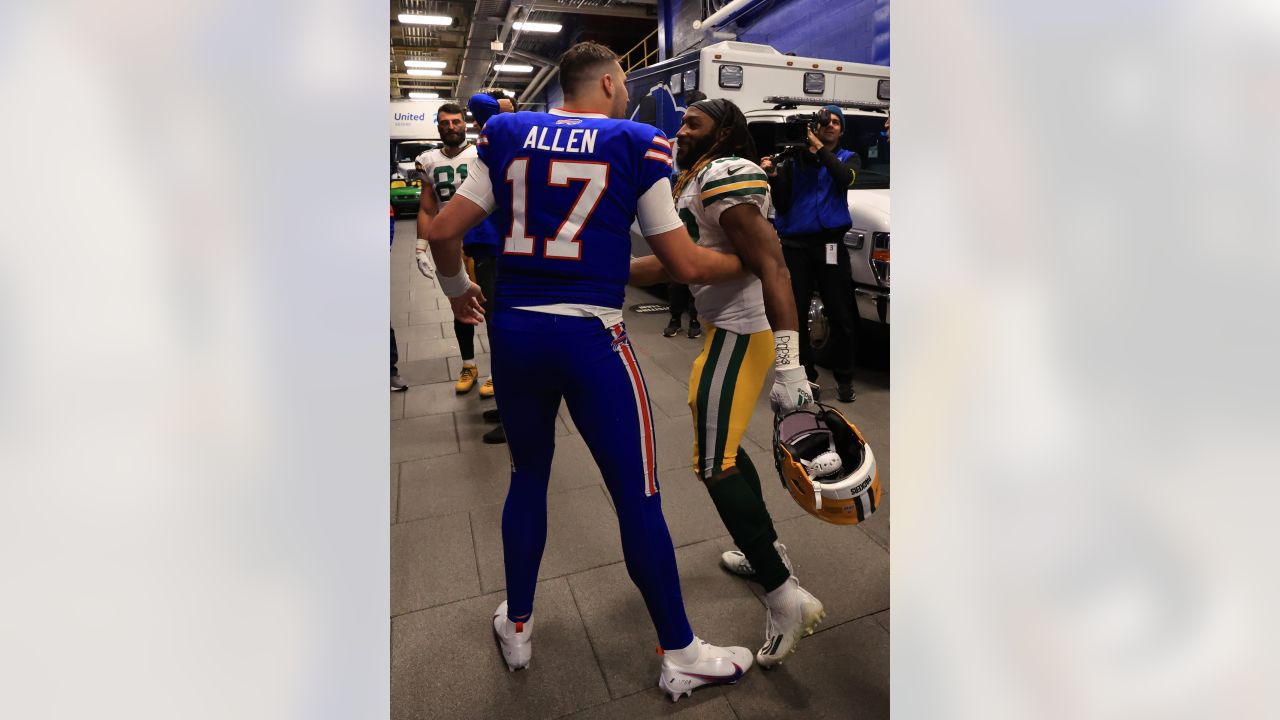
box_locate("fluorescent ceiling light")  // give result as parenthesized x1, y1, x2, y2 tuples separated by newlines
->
(494, 64, 534, 73)
(398, 14, 451, 26)
(406, 69, 443, 77)
(512, 21, 562, 33)
(408, 92, 440, 100)
(404, 59, 447, 69)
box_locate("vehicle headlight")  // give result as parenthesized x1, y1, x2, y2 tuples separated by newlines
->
(871, 232, 889, 286)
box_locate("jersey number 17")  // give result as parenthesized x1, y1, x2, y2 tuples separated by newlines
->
(503, 158, 609, 260)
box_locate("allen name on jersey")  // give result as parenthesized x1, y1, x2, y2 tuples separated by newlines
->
(518, 124, 600, 154)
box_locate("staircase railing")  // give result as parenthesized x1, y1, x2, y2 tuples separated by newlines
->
(620, 29, 659, 72)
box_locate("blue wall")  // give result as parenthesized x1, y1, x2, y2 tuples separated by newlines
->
(537, 0, 888, 109)
(545, 83, 564, 110)
(668, 0, 889, 66)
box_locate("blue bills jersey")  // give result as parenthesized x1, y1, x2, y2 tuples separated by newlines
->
(476, 110, 675, 310)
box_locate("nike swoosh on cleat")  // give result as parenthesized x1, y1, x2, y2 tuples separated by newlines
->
(680, 663, 744, 684)
(726, 166, 744, 175)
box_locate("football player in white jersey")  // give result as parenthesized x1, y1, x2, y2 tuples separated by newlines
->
(630, 98, 824, 669)
(414, 102, 501, 397)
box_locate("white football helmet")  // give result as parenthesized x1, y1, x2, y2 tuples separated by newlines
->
(772, 404, 881, 525)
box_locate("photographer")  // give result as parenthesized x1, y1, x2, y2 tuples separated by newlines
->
(761, 104, 860, 403)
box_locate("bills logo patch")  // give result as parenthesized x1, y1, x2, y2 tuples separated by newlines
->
(555, 118, 583, 125)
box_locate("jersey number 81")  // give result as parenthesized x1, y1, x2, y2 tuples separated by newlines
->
(432, 164, 468, 202)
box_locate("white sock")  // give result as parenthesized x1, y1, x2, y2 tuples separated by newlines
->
(666, 637, 701, 664)
(765, 576, 798, 606)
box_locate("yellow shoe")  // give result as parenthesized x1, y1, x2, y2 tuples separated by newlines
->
(455, 363, 478, 394)
(479, 377, 495, 399)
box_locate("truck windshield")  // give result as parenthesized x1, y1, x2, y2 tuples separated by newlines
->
(842, 114, 889, 190)
(395, 142, 435, 163)
(748, 114, 889, 189)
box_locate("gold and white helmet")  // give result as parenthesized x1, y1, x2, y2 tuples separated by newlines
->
(772, 404, 881, 525)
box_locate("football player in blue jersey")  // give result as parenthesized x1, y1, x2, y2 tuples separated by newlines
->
(466, 92, 511, 444)
(425, 41, 755, 701)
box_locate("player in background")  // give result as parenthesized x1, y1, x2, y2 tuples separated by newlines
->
(414, 103, 500, 396)
(488, 90, 516, 114)
(425, 41, 755, 702)
(465, 92, 511, 444)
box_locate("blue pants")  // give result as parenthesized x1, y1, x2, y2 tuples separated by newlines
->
(490, 308, 693, 650)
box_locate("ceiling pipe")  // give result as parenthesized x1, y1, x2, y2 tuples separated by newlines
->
(457, 0, 658, 101)
(495, 3, 521, 45)
(510, 2, 654, 19)
(692, 0, 760, 30)
(497, 47, 554, 67)
(518, 64, 559, 108)
(454, 1, 516, 100)
(478, 4, 533, 96)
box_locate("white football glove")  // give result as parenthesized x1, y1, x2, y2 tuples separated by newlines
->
(770, 365, 813, 415)
(414, 239, 435, 279)
(415, 252, 436, 279)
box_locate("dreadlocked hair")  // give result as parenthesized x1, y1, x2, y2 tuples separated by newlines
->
(672, 100, 758, 197)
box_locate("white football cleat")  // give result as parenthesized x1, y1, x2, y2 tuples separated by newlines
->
(720, 542, 793, 580)
(756, 576, 825, 669)
(658, 638, 752, 702)
(492, 601, 532, 672)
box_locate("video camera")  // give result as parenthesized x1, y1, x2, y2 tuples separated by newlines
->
(771, 107, 837, 160)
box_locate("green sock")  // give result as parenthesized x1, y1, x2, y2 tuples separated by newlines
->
(706, 454, 787, 591)
(735, 447, 765, 503)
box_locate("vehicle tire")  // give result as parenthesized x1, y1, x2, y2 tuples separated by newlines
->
(807, 294, 828, 350)
(810, 294, 846, 370)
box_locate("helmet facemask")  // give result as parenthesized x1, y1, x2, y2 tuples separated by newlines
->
(773, 404, 882, 525)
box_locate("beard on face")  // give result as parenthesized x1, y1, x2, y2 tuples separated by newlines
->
(441, 128, 466, 147)
(677, 130, 716, 169)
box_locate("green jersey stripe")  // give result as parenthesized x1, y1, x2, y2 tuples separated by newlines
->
(702, 186, 767, 207)
(701, 173, 769, 191)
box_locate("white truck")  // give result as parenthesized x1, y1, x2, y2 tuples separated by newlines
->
(389, 99, 444, 180)
(625, 41, 890, 328)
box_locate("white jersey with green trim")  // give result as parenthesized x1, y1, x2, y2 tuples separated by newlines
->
(416, 143, 477, 207)
(675, 156, 772, 335)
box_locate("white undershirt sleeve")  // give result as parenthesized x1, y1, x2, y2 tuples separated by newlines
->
(636, 177, 684, 236)
(454, 157, 496, 214)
